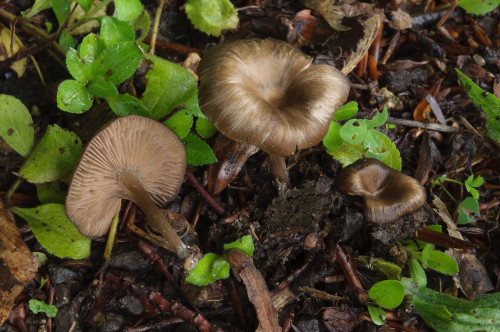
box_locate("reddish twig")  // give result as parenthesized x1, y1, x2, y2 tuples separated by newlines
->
(186, 172, 225, 215)
(225, 278, 249, 331)
(335, 245, 364, 290)
(281, 308, 295, 332)
(436, 0, 457, 28)
(124, 318, 185, 332)
(367, 22, 384, 81)
(274, 249, 316, 293)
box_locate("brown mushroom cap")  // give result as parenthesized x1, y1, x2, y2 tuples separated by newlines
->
(198, 38, 350, 156)
(334, 158, 426, 223)
(66, 115, 186, 237)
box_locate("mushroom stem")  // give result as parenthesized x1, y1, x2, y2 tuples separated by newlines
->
(267, 155, 290, 188)
(118, 170, 189, 260)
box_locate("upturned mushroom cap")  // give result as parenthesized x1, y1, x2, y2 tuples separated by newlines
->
(198, 38, 350, 157)
(66, 115, 186, 237)
(334, 158, 426, 223)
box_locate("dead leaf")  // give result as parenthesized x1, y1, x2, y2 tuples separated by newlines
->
(448, 250, 493, 300)
(0, 200, 38, 326)
(0, 23, 27, 78)
(388, 9, 412, 30)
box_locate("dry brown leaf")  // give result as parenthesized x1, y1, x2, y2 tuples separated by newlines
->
(0, 23, 27, 78)
(0, 200, 38, 326)
(388, 9, 412, 30)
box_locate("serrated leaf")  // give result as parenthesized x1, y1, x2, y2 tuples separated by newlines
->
(328, 141, 365, 167)
(323, 121, 343, 151)
(142, 54, 197, 119)
(19, 125, 83, 183)
(182, 133, 217, 166)
(93, 42, 142, 85)
(100, 16, 135, 48)
(369, 131, 401, 171)
(409, 258, 427, 287)
(185, 253, 229, 286)
(79, 33, 106, 65)
(87, 75, 119, 98)
(367, 305, 386, 326)
(332, 101, 358, 121)
(37, 181, 67, 204)
(29, 299, 58, 317)
(51, 0, 71, 27)
(185, 0, 238, 36)
(183, 90, 204, 117)
(113, 0, 143, 21)
(456, 69, 500, 143)
(196, 117, 217, 138)
(106, 94, 152, 117)
(12, 204, 91, 259)
(224, 235, 254, 257)
(427, 251, 458, 275)
(56, 80, 93, 113)
(76, 0, 93, 12)
(457, 0, 500, 15)
(340, 119, 367, 144)
(164, 110, 193, 139)
(0, 94, 34, 157)
(368, 280, 405, 309)
(365, 107, 388, 128)
(66, 48, 90, 83)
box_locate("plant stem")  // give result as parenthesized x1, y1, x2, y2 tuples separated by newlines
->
(103, 212, 119, 260)
(149, 0, 166, 55)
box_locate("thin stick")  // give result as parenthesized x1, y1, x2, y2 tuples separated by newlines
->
(186, 172, 225, 215)
(149, 0, 166, 55)
(103, 212, 119, 260)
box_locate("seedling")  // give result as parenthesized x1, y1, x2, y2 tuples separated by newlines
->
(29, 299, 58, 318)
(323, 102, 402, 170)
(185, 235, 254, 286)
(432, 174, 483, 224)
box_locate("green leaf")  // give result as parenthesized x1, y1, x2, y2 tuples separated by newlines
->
(37, 181, 67, 204)
(58, 31, 75, 52)
(142, 54, 197, 119)
(185, 0, 239, 37)
(56, 80, 93, 113)
(360, 256, 401, 280)
(87, 75, 119, 98)
(196, 117, 217, 138)
(23, 0, 51, 18)
(365, 107, 388, 128)
(19, 125, 83, 183)
(458, 197, 480, 224)
(323, 121, 343, 151)
(93, 42, 142, 85)
(427, 251, 458, 275)
(164, 110, 193, 139)
(456, 69, 500, 143)
(457, 0, 500, 15)
(363, 129, 382, 151)
(0, 94, 34, 157)
(129, 11, 150, 42)
(467, 175, 484, 188)
(113, 0, 143, 21)
(332, 101, 358, 121)
(182, 133, 217, 166)
(185, 253, 230, 286)
(100, 16, 135, 48)
(367, 305, 386, 326)
(106, 94, 152, 117)
(409, 258, 427, 287)
(51, 0, 71, 27)
(368, 280, 405, 309)
(76, 0, 93, 12)
(340, 119, 367, 144)
(419, 243, 435, 267)
(224, 235, 254, 257)
(183, 90, 204, 117)
(66, 48, 89, 83)
(29, 299, 58, 317)
(368, 131, 401, 171)
(79, 33, 106, 66)
(328, 141, 365, 167)
(12, 204, 91, 259)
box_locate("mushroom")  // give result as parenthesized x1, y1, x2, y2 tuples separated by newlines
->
(66, 115, 191, 260)
(198, 38, 350, 187)
(334, 158, 426, 223)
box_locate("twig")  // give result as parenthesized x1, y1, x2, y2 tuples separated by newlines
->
(436, 0, 458, 28)
(149, 0, 165, 55)
(124, 318, 184, 332)
(386, 116, 457, 132)
(335, 245, 363, 290)
(274, 249, 316, 293)
(186, 172, 225, 215)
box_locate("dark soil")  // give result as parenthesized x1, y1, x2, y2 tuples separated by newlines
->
(1, 0, 500, 331)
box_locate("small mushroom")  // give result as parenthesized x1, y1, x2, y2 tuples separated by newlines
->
(334, 158, 426, 223)
(66, 115, 191, 260)
(198, 38, 350, 186)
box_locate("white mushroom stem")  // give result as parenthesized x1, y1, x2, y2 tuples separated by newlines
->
(267, 155, 290, 188)
(118, 170, 189, 260)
